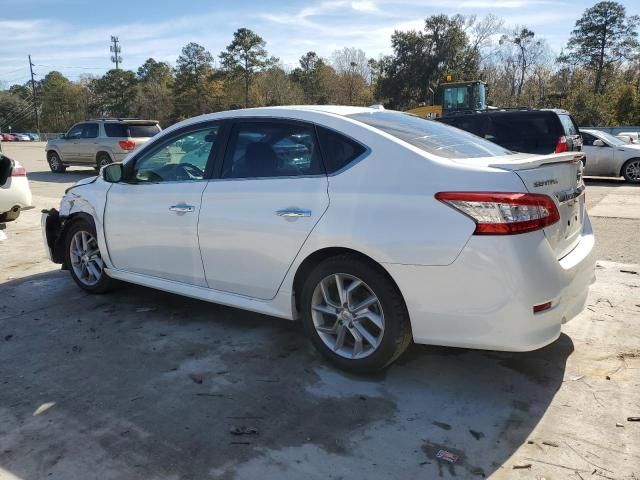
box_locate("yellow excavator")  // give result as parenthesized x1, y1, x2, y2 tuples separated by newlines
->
(406, 79, 487, 119)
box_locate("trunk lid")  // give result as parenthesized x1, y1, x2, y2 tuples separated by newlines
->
(490, 152, 586, 259)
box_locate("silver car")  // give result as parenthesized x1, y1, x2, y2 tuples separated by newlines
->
(46, 119, 161, 173)
(581, 129, 640, 183)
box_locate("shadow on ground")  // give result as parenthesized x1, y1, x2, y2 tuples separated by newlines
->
(27, 169, 96, 184)
(0, 271, 572, 479)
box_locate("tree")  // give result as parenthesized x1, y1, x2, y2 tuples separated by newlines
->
(290, 52, 337, 104)
(254, 67, 304, 106)
(332, 47, 371, 105)
(377, 14, 479, 109)
(173, 42, 215, 118)
(499, 27, 545, 98)
(563, 1, 639, 93)
(135, 58, 174, 125)
(39, 71, 90, 132)
(89, 69, 138, 118)
(220, 28, 278, 108)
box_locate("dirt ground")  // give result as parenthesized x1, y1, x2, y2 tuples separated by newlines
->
(1, 142, 639, 479)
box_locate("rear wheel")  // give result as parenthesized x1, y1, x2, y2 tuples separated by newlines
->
(96, 153, 112, 171)
(300, 255, 412, 373)
(47, 152, 65, 173)
(64, 219, 116, 293)
(622, 158, 640, 184)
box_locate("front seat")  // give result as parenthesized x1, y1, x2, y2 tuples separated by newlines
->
(240, 142, 279, 178)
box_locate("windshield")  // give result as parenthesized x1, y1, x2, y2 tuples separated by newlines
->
(347, 111, 513, 159)
(593, 130, 627, 146)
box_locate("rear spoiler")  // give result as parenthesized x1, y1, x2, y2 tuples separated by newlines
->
(122, 120, 159, 126)
(488, 152, 585, 171)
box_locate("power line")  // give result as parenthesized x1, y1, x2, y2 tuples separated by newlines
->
(33, 64, 105, 70)
(0, 101, 35, 127)
(0, 104, 35, 131)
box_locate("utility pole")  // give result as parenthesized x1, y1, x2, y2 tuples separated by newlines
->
(28, 54, 40, 134)
(110, 36, 122, 69)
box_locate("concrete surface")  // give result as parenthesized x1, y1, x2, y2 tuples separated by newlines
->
(0, 142, 639, 479)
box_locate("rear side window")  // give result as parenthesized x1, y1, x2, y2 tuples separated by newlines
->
(104, 123, 129, 138)
(349, 111, 511, 158)
(222, 121, 323, 179)
(558, 114, 579, 136)
(316, 127, 366, 174)
(129, 124, 161, 138)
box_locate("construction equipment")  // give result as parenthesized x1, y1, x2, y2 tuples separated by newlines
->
(406, 80, 487, 119)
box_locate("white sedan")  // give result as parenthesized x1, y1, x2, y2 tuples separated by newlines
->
(42, 106, 595, 372)
(0, 154, 33, 223)
(581, 128, 640, 183)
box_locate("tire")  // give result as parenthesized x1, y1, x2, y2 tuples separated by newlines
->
(300, 254, 412, 373)
(96, 153, 112, 171)
(64, 218, 116, 293)
(47, 151, 66, 173)
(621, 158, 640, 184)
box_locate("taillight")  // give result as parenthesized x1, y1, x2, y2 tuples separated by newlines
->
(11, 162, 26, 176)
(554, 135, 568, 153)
(435, 192, 560, 235)
(118, 140, 136, 150)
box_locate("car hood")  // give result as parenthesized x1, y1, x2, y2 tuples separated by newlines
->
(65, 175, 98, 193)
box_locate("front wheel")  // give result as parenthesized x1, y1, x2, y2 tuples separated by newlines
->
(47, 152, 66, 173)
(300, 255, 412, 373)
(64, 219, 116, 293)
(622, 158, 640, 184)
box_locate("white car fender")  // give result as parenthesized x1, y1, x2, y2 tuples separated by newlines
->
(59, 178, 114, 268)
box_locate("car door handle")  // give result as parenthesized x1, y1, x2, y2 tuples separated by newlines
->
(169, 204, 195, 213)
(276, 209, 311, 218)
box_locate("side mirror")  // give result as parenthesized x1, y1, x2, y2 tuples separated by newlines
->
(101, 162, 123, 183)
(593, 139, 605, 147)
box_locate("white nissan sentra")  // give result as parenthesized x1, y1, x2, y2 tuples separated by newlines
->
(42, 106, 595, 372)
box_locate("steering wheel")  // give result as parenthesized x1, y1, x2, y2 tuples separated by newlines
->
(176, 162, 204, 180)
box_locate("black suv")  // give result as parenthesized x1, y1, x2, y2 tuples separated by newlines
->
(436, 108, 582, 155)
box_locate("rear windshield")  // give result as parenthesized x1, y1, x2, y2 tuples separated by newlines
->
(439, 111, 563, 155)
(348, 111, 512, 158)
(558, 114, 579, 136)
(104, 123, 160, 138)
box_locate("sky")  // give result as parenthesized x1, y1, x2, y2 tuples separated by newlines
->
(1, 0, 639, 86)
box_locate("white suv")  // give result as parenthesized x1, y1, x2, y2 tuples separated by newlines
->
(45, 119, 161, 173)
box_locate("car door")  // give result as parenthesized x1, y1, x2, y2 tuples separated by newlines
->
(75, 122, 99, 163)
(582, 132, 613, 175)
(59, 124, 84, 161)
(198, 119, 330, 300)
(103, 122, 222, 286)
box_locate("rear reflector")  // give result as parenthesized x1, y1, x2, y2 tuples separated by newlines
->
(435, 192, 560, 235)
(533, 301, 552, 313)
(118, 140, 136, 150)
(554, 135, 568, 153)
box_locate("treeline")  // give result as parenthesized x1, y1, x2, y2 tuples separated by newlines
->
(1, 1, 638, 133)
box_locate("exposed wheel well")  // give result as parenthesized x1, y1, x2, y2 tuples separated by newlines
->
(292, 247, 404, 313)
(53, 212, 96, 266)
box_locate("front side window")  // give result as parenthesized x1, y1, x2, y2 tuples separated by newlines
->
(582, 132, 596, 146)
(222, 122, 323, 179)
(133, 126, 219, 183)
(66, 124, 83, 139)
(83, 123, 98, 139)
(350, 111, 512, 158)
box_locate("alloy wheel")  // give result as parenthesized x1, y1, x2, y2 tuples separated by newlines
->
(625, 160, 640, 182)
(69, 230, 104, 286)
(49, 155, 61, 170)
(310, 273, 385, 359)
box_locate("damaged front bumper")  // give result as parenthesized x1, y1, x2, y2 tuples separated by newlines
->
(41, 208, 65, 265)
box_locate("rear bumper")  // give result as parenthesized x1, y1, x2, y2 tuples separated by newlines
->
(385, 215, 596, 351)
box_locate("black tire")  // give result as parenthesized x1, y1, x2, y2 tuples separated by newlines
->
(64, 218, 116, 294)
(621, 158, 640, 184)
(96, 153, 112, 171)
(47, 151, 66, 173)
(300, 254, 412, 373)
